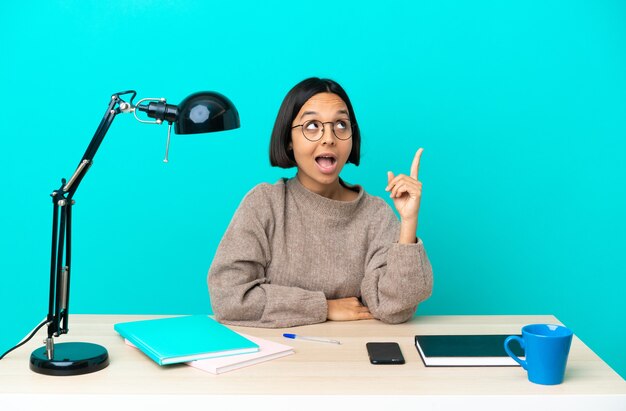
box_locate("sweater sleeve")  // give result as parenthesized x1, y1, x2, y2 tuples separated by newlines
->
(360, 203, 433, 324)
(207, 187, 328, 328)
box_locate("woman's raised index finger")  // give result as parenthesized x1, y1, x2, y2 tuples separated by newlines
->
(410, 148, 424, 179)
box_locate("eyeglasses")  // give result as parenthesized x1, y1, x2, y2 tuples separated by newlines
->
(291, 119, 353, 142)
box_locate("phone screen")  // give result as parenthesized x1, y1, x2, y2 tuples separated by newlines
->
(366, 342, 405, 364)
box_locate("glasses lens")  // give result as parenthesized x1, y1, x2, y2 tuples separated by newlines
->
(303, 120, 323, 141)
(333, 119, 352, 140)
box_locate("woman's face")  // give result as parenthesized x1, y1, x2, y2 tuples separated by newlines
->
(290, 92, 353, 191)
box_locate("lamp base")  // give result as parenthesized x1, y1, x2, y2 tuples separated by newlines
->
(30, 342, 109, 376)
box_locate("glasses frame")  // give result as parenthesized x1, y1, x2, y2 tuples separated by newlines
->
(291, 119, 354, 142)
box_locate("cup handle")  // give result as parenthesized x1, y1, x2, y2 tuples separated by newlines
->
(504, 335, 527, 370)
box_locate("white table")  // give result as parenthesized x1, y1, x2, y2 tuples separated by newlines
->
(1, 314, 625, 410)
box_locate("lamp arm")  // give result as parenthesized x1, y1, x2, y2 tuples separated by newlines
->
(45, 92, 135, 346)
(64, 91, 136, 197)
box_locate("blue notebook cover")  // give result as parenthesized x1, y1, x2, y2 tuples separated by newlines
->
(114, 315, 259, 365)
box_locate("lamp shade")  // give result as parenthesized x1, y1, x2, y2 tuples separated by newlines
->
(174, 91, 240, 135)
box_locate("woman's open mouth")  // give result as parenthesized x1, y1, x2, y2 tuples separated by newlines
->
(315, 154, 338, 174)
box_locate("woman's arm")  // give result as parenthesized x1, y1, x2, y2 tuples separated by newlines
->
(360, 208, 434, 324)
(208, 189, 328, 328)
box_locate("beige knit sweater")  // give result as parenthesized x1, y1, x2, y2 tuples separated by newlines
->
(208, 177, 433, 328)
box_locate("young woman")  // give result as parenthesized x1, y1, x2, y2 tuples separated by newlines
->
(208, 77, 433, 328)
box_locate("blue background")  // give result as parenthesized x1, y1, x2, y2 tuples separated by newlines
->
(1, 1, 624, 379)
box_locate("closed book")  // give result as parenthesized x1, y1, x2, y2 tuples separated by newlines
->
(414, 334, 524, 367)
(114, 315, 259, 365)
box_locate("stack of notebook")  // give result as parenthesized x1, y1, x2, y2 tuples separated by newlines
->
(114, 315, 294, 374)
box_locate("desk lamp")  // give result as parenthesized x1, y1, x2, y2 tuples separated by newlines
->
(27, 90, 239, 376)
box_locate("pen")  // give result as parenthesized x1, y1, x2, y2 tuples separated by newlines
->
(283, 333, 341, 345)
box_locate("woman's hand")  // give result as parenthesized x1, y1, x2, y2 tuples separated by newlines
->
(327, 297, 374, 321)
(386, 148, 423, 221)
(386, 148, 423, 243)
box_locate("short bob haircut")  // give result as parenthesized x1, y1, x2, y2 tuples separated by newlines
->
(270, 77, 361, 168)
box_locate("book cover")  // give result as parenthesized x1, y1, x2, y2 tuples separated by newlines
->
(125, 333, 293, 374)
(414, 334, 525, 367)
(114, 315, 259, 365)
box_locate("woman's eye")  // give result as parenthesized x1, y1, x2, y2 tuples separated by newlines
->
(305, 121, 320, 130)
(336, 120, 347, 129)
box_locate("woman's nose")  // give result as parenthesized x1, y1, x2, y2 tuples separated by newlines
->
(320, 125, 335, 145)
